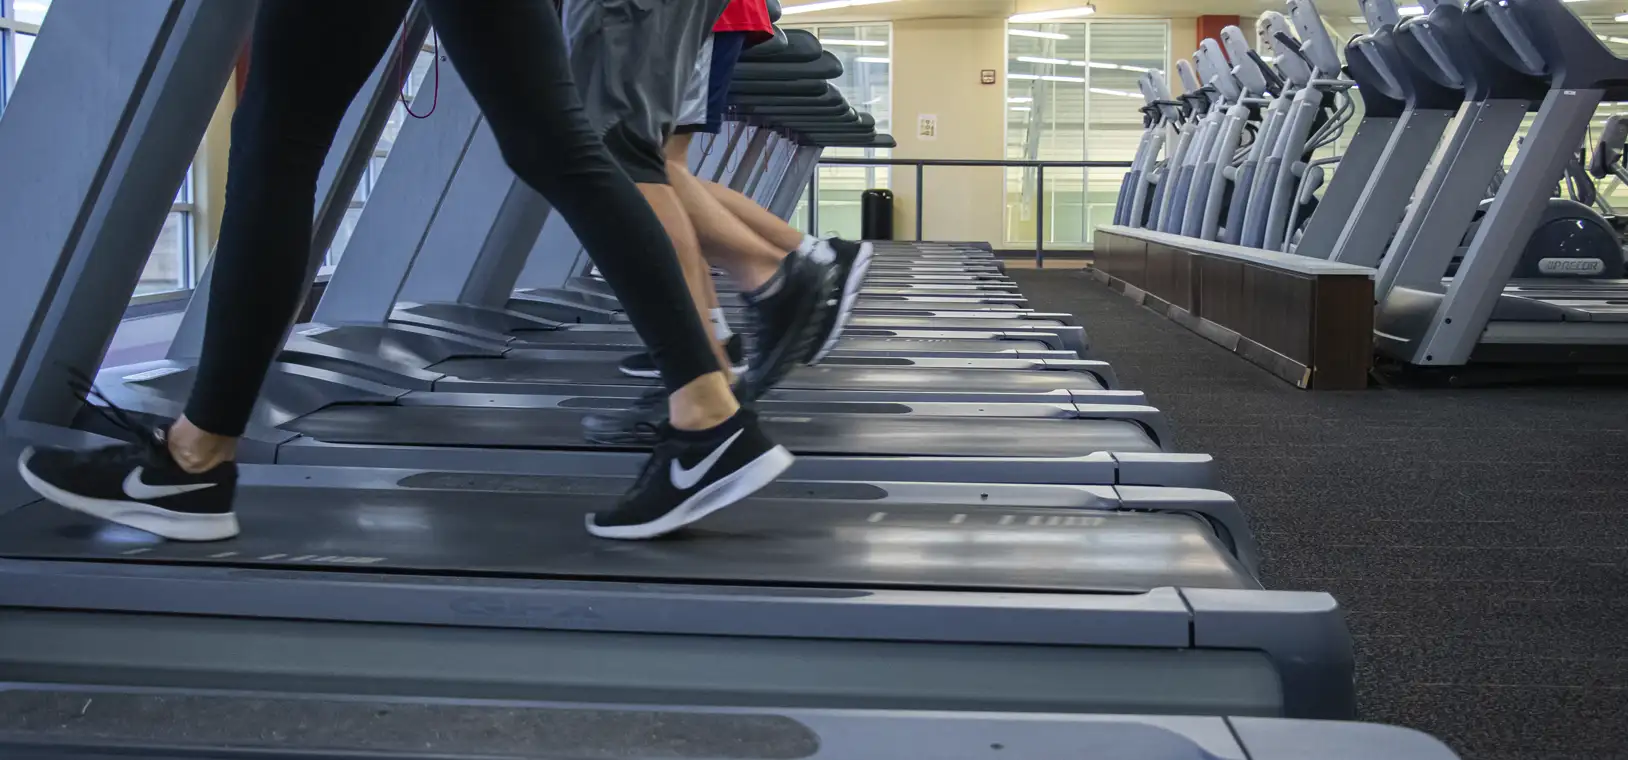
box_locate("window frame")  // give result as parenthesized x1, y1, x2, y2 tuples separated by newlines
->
(1002, 17, 1170, 248)
(783, 21, 894, 238)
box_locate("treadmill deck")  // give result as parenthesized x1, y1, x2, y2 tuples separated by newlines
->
(433, 359, 1107, 392)
(282, 405, 1160, 456)
(0, 481, 1253, 592)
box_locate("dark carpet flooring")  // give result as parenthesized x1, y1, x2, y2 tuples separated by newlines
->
(1012, 268, 1628, 760)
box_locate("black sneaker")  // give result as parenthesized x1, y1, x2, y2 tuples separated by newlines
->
(740, 250, 834, 399)
(805, 238, 875, 364)
(581, 386, 670, 446)
(618, 334, 748, 379)
(17, 423, 239, 542)
(586, 410, 792, 540)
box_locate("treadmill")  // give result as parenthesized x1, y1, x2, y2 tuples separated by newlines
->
(0, 1, 1364, 733)
(0, 427, 1345, 721)
(0, 702, 1464, 760)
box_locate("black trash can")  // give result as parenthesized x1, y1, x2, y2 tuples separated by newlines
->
(861, 189, 895, 241)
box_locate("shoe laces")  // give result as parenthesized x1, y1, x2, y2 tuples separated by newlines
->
(627, 424, 680, 490)
(64, 367, 167, 462)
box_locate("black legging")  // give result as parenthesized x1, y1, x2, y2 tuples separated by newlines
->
(186, 0, 719, 437)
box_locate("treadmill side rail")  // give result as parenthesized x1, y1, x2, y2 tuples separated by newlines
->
(1183, 587, 1358, 721)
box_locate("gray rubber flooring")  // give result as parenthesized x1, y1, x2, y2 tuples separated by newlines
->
(1014, 267, 1628, 760)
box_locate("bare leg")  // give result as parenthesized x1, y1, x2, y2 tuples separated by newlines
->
(702, 179, 807, 252)
(638, 183, 735, 385)
(665, 134, 786, 291)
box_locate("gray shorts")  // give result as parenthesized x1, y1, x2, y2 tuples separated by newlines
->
(562, 0, 728, 148)
(677, 34, 716, 128)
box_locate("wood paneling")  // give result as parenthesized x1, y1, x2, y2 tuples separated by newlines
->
(1197, 16, 1241, 51)
(1092, 229, 1373, 389)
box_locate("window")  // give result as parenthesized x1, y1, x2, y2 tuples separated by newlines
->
(3, 0, 200, 298)
(325, 42, 439, 268)
(1006, 19, 1168, 248)
(787, 23, 892, 239)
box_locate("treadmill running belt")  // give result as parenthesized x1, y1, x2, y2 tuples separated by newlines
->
(433, 360, 1106, 392)
(510, 333, 1053, 355)
(284, 406, 1157, 455)
(0, 488, 1254, 592)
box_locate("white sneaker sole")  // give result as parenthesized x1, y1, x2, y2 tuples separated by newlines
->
(585, 445, 795, 540)
(16, 448, 240, 542)
(810, 242, 875, 364)
(620, 362, 748, 380)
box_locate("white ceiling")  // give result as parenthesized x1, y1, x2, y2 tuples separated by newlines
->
(782, 0, 1628, 22)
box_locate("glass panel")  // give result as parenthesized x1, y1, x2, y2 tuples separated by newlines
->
(330, 45, 436, 264)
(14, 31, 34, 77)
(790, 191, 809, 235)
(11, 0, 49, 25)
(137, 211, 188, 296)
(1005, 20, 1166, 247)
(326, 207, 364, 268)
(1, 29, 9, 113)
(799, 23, 891, 237)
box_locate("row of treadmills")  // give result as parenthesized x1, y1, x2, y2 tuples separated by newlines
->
(0, 3, 1460, 757)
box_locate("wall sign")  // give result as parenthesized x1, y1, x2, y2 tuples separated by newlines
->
(981, 69, 997, 85)
(917, 114, 939, 141)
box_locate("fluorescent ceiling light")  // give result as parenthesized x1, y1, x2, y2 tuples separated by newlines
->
(13, 0, 47, 10)
(1010, 5, 1097, 22)
(855, 56, 891, 64)
(1619, 11, 1628, 20)
(782, 0, 899, 15)
(819, 38, 886, 46)
(1090, 87, 1140, 98)
(1009, 29, 1071, 39)
(1008, 97, 1034, 103)
(1011, 106, 1033, 112)
(1018, 56, 1073, 65)
(1604, 35, 1628, 44)
(1010, 73, 1087, 83)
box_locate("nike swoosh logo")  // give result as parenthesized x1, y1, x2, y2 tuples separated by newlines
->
(123, 467, 217, 501)
(670, 429, 745, 491)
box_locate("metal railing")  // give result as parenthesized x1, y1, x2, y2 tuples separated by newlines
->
(809, 158, 1134, 266)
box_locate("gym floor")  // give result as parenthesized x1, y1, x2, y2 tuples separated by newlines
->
(1014, 268, 1628, 760)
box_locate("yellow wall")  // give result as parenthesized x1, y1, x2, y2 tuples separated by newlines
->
(194, 75, 236, 265)
(886, 16, 1199, 246)
(889, 16, 1010, 244)
(1170, 16, 1196, 92)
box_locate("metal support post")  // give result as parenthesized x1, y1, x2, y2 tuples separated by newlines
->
(914, 163, 925, 242)
(1035, 164, 1046, 267)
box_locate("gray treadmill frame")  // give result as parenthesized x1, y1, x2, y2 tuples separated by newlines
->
(0, 0, 253, 427)
(0, 700, 1464, 760)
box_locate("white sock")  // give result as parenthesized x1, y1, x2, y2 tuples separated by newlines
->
(710, 308, 734, 341)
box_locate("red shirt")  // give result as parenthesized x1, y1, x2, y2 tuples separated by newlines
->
(714, 0, 774, 45)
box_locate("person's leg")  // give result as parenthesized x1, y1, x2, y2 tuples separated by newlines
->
(17, 0, 412, 542)
(428, 0, 794, 539)
(683, 30, 874, 370)
(665, 132, 786, 291)
(704, 179, 810, 252)
(636, 178, 737, 381)
(177, 1, 411, 459)
(430, 1, 736, 432)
